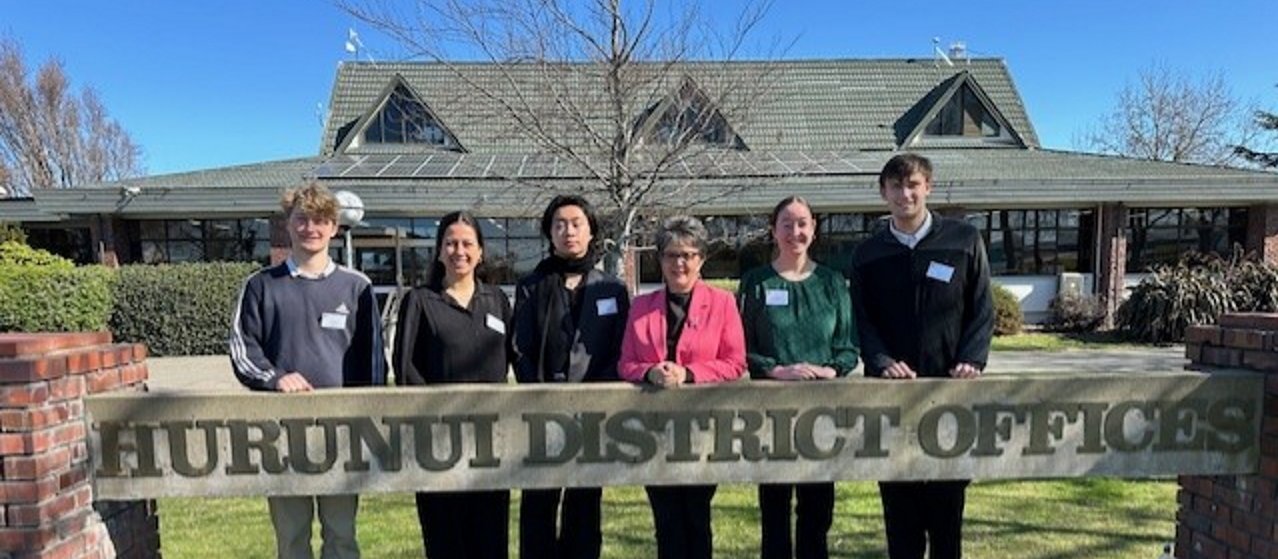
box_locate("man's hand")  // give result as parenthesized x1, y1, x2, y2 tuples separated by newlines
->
(645, 362, 688, 387)
(882, 360, 917, 379)
(276, 372, 314, 393)
(949, 362, 982, 379)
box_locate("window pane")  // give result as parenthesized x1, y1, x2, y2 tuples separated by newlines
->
(141, 241, 167, 264)
(207, 220, 239, 242)
(479, 217, 509, 238)
(205, 241, 245, 262)
(411, 218, 439, 240)
(251, 241, 272, 265)
(168, 220, 203, 241)
(137, 221, 167, 240)
(168, 241, 203, 263)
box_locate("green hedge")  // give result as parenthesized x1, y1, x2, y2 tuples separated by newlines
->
(110, 262, 261, 356)
(992, 283, 1023, 336)
(0, 223, 27, 245)
(0, 243, 114, 332)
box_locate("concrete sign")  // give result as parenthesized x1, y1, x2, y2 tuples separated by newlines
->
(86, 372, 1261, 499)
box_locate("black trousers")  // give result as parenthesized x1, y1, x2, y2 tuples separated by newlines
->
(645, 485, 717, 559)
(758, 482, 835, 559)
(519, 487, 603, 559)
(416, 490, 510, 559)
(878, 481, 969, 559)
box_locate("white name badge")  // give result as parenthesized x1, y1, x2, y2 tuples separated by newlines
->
(596, 297, 618, 316)
(926, 261, 956, 283)
(321, 312, 348, 330)
(485, 313, 506, 335)
(765, 289, 789, 306)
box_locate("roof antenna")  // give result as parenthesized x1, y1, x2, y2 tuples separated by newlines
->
(933, 37, 954, 68)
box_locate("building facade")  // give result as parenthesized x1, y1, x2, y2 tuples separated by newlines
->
(4, 58, 1277, 322)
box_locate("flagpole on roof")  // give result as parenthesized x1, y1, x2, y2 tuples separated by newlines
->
(345, 28, 378, 67)
(932, 37, 954, 68)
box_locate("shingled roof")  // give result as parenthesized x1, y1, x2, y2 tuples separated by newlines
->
(10, 56, 1278, 223)
(320, 58, 1040, 155)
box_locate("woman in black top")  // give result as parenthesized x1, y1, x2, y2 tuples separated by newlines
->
(394, 210, 513, 559)
(513, 195, 629, 559)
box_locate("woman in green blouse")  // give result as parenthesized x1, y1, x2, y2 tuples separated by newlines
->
(738, 196, 860, 559)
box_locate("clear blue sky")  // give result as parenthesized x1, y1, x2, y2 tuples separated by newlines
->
(4, 1, 1275, 175)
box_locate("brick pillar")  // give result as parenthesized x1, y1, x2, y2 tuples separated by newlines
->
(0, 333, 159, 559)
(1247, 203, 1278, 267)
(269, 214, 290, 266)
(1095, 203, 1127, 329)
(1177, 313, 1278, 558)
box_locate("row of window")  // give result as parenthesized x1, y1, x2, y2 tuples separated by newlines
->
(360, 79, 1000, 154)
(23, 207, 1254, 283)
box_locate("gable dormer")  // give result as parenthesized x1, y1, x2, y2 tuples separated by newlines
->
(634, 78, 747, 150)
(897, 70, 1025, 148)
(338, 74, 465, 153)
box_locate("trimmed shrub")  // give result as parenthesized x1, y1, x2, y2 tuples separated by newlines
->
(1045, 292, 1106, 333)
(110, 262, 261, 356)
(992, 283, 1023, 336)
(0, 243, 113, 332)
(0, 223, 26, 244)
(0, 241, 73, 268)
(1117, 250, 1278, 343)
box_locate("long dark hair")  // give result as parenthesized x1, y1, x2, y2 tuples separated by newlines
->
(427, 211, 486, 289)
(540, 194, 601, 255)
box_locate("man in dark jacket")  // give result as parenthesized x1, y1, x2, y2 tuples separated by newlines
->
(849, 153, 994, 559)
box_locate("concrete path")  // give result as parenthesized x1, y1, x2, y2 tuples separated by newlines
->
(143, 346, 1188, 392)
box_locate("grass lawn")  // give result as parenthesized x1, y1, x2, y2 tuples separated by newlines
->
(991, 331, 1151, 352)
(159, 479, 1175, 558)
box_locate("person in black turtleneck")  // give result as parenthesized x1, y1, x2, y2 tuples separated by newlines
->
(512, 195, 629, 559)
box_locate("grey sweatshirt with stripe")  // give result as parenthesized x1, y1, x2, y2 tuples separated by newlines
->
(228, 262, 386, 390)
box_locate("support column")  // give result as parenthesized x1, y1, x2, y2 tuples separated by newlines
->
(1178, 314, 1278, 557)
(1095, 204, 1127, 329)
(1246, 203, 1278, 266)
(0, 332, 159, 558)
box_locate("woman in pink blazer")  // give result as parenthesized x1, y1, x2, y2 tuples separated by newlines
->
(619, 215, 746, 559)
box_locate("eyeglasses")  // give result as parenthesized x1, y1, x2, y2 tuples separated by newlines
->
(661, 251, 702, 263)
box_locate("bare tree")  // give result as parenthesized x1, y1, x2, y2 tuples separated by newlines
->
(340, 0, 783, 266)
(1081, 64, 1256, 166)
(0, 38, 143, 197)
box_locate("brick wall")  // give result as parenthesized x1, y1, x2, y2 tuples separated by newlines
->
(0, 333, 159, 559)
(1178, 313, 1278, 558)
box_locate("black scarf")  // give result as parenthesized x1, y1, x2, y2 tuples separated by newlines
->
(532, 250, 598, 380)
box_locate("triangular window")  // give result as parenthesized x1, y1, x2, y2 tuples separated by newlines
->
(361, 83, 460, 149)
(924, 87, 1002, 138)
(636, 80, 746, 150)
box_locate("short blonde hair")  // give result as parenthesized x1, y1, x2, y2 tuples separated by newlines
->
(281, 181, 339, 221)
